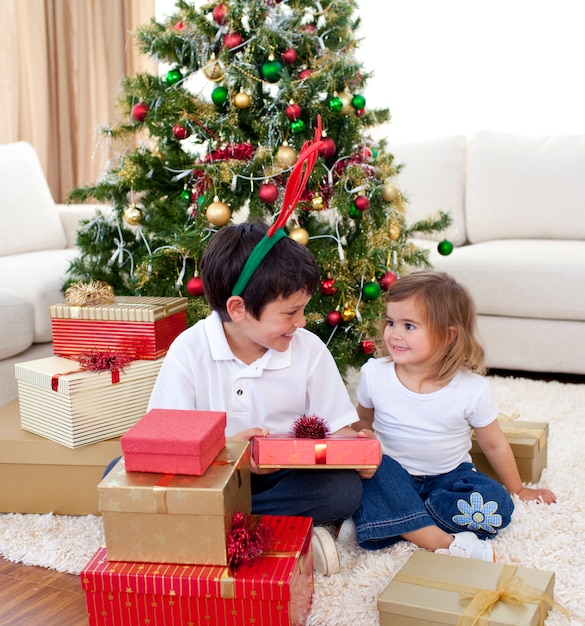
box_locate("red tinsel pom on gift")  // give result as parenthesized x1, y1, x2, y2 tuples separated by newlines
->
(226, 513, 271, 571)
(291, 414, 331, 439)
(77, 350, 132, 373)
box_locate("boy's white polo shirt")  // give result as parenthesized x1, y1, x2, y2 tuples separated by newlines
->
(148, 311, 357, 437)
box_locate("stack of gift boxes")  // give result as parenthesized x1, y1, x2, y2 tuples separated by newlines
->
(81, 408, 316, 626)
(14, 290, 188, 448)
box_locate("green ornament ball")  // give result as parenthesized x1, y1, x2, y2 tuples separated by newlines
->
(363, 281, 381, 300)
(438, 239, 454, 256)
(348, 204, 361, 218)
(351, 94, 366, 109)
(261, 60, 282, 82)
(180, 189, 191, 202)
(165, 69, 182, 85)
(329, 96, 343, 112)
(290, 119, 305, 134)
(211, 86, 228, 106)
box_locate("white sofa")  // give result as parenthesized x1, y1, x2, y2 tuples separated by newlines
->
(393, 130, 585, 375)
(0, 142, 99, 407)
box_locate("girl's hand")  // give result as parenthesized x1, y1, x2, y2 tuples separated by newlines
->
(355, 428, 380, 479)
(516, 486, 556, 504)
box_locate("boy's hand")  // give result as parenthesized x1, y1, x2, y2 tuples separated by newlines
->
(516, 486, 557, 504)
(227, 427, 277, 475)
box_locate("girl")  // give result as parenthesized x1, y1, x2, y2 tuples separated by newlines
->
(352, 271, 555, 561)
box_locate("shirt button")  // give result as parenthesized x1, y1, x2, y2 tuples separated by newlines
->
(236, 389, 243, 396)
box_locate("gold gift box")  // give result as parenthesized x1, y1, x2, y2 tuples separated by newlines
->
(99, 441, 251, 566)
(378, 550, 556, 625)
(0, 399, 122, 515)
(471, 419, 548, 484)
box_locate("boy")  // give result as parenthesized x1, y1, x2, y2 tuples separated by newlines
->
(148, 220, 366, 575)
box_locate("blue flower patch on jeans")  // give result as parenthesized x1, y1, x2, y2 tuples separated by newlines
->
(452, 492, 502, 534)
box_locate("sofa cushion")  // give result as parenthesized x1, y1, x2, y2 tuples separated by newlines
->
(429, 239, 585, 321)
(0, 248, 78, 343)
(0, 288, 34, 359)
(391, 135, 467, 246)
(0, 141, 67, 256)
(466, 131, 585, 243)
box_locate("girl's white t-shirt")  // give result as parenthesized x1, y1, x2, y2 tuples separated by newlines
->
(357, 358, 498, 476)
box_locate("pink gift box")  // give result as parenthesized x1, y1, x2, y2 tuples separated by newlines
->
(250, 435, 381, 469)
(121, 409, 226, 475)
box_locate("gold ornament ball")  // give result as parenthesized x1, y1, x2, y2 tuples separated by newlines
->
(289, 227, 309, 246)
(234, 91, 251, 109)
(276, 145, 297, 167)
(311, 193, 324, 210)
(202, 58, 225, 82)
(341, 306, 356, 322)
(339, 91, 353, 115)
(206, 200, 231, 226)
(381, 181, 400, 203)
(389, 224, 401, 240)
(123, 205, 143, 226)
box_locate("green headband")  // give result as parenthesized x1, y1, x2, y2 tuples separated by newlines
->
(231, 228, 287, 296)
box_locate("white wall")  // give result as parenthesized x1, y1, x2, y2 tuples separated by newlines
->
(155, 1, 585, 140)
(358, 0, 585, 140)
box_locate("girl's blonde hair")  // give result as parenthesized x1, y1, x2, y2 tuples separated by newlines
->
(383, 271, 486, 383)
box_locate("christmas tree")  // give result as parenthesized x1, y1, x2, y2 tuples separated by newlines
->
(67, 0, 451, 374)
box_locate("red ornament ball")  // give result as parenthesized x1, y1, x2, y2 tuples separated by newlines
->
(212, 3, 228, 24)
(318, 137, 337, 160)
(172, 123, 191, 140)
(379, 270, 398, 291)
(298, 69, 311, 80)
(326, 310, 343, 327)
(319, 278, 338, 296)
(131, 102, 149, 122)
(285, 103, 301, 120)
(361, 339, 376, 355)
(354, 195, 370, 211)
(258, 182, 279, 204)
(223, 32, 243, 50)
(281, 48, 298, 64)
(186, 276, 205, 297)
(173, 20, 184, 31)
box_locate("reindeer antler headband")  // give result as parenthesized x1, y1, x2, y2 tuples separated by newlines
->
(231, 116, 323, 297)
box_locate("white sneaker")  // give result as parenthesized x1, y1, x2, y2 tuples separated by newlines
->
(336, 518, 357, 545)
(312, 526, 340, 576)
(436, 531, 495, 562)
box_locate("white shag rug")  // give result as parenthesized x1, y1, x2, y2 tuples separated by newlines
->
(0, 375, 582, 625)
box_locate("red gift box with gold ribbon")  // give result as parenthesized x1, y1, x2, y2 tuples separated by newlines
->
(250, 434, 381, 469)
(81, 515, 314, 626)
(50, 296, 188, 360)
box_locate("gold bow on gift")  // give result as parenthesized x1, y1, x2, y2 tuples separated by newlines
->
(64, 280, 115, 306)
(458, 564, 570, 625)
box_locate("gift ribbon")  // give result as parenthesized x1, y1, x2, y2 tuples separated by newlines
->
(51, 367, 120, 391)
(314, 442, 327, 464)
(394, 564, 570, 625)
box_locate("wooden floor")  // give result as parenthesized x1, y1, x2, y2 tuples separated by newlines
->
(0, 555, 88, 625)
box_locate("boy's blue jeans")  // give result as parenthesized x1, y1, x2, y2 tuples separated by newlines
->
(354, 454, 514, 550)
(252, 469, 363, 526)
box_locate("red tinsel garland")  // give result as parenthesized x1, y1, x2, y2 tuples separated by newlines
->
(204, 142, 256, 163)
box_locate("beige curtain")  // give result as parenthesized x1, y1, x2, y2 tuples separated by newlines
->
(0, 0, 156, 202)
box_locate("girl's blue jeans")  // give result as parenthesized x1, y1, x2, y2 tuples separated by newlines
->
(354, 454, 514, 550)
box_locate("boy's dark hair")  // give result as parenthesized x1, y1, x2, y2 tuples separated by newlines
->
(199, 222, 320, 321)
